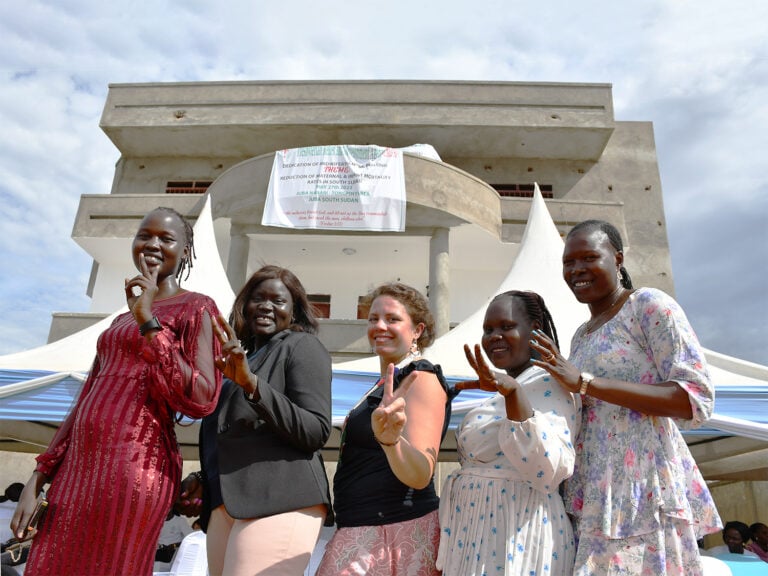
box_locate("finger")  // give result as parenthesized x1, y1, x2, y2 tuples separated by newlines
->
(138, 253, 150, 278)
(463, 343, 479, 372)
(532, 330, 561, 356)
(147, 256, 160, 285)
(217, 314, 239, 343)
(211, 314, 231, 346)
(381, 363, 395, 404)
(473, 344, 494, 378)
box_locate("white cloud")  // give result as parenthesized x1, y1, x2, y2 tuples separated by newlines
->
(0, 0, 766, 363)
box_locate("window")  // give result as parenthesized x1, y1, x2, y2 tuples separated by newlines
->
(357, 296, 371, 320)
(165, 181, 212, 194)
(492, 183, 553, 198)
(308, 294, 331, 319)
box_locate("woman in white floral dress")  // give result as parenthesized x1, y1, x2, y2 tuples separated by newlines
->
(530, 219, 722, 576)
(438, 290, 580, 575)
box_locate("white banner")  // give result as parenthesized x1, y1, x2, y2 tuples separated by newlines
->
(262, 145, 406, 231)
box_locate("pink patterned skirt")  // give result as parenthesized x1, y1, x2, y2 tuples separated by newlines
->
(316, 509, 441, 576)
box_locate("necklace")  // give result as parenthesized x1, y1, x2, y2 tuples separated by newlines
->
(584, 289, 630, 334)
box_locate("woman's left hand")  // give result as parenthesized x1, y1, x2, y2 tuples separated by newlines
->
(211, 314, 254, 391)
(371, 363, 408, 446)
(529, 330, 580, 393)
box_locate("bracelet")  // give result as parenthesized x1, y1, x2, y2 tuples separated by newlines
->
(375, 434, 401, 447)
(190, 471, 204, 483)
(138, 316, 162, 336)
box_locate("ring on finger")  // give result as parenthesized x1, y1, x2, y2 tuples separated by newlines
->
(544, 352, 555, 361)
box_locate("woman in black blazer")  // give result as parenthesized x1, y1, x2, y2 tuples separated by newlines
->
(200, 265, 333, 576)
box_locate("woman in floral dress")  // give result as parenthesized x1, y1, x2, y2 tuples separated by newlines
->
(530, 219, 722, 576)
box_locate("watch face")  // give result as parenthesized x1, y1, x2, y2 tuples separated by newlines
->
(582, 372, 594, 382)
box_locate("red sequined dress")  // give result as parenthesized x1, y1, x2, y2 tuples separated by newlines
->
(25, 291, 222, 576)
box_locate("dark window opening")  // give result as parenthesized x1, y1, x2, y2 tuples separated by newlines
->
(165, 181, 212, 194)
(492, 184, 553, 198)
(357, 296, 370, 320)
(308, 294, 331, 319)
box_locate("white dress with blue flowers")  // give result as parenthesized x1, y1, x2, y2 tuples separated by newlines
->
(437, 365, 581, 575)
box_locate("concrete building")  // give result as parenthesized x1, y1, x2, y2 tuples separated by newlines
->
(55, 80, 672, 359)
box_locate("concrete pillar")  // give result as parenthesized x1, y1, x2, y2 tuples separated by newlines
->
(429, 227, 450, 337)
(227, 228, 249, 290)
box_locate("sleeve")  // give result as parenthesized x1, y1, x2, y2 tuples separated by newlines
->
(498, 406, 578, 494)
(139, 295, 222, 419)
(35, 355, 102, 479)
(636, 288, 714, 429)
(248, 334, 332, 452)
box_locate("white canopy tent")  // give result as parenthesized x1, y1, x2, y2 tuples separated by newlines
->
(1, 191, 766, 477)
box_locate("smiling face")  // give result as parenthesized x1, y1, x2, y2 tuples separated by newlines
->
(723, 527, 746, 553)
(131, 209, 189, 281)
(244, 278, 294, 348)
(367, 295, 424, 367)
(481, 296, 537, 376)
(562, 228, 623, 306)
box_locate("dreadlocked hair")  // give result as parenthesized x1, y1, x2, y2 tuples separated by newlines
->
(154, 206, 196, 282)
(491, 290, 560, 350)
(567, 219, 633, 289)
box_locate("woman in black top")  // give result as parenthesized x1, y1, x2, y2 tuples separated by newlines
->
(317, 282, 451, 576)
(200, 265, 332, 576)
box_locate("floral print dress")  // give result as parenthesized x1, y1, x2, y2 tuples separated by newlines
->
(564, 287, 722, 575)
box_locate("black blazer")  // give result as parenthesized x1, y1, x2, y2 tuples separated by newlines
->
(199, 330, 333, 525)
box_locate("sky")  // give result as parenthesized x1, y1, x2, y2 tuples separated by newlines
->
(0, 0, 766, 366)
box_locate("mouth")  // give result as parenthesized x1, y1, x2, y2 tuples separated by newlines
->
(142, 254, 162, 265)
(253, 315, 274, 326)
(571, 280, 592, 289)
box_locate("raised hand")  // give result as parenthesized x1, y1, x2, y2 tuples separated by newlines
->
(453, 343, 501, 393)
(124, 253, 160, 324)
(211, 314, 253, 390)
(529, 329, 580, 392)
(371, 363, 408, 446)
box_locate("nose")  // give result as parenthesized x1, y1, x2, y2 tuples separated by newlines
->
(145, 235, 160, 249)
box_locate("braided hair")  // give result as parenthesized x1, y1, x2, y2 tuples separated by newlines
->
(154, 206, 196, 282)
(490, 290, 559, 350)
(566, 219, 633, 289)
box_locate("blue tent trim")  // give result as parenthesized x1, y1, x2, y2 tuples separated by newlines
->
(1, 369, 766, 437)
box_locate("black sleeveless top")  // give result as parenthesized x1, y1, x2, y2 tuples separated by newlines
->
(332, 360, 452, 527)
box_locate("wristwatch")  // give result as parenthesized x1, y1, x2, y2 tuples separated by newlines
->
(578, 372, 595, 396)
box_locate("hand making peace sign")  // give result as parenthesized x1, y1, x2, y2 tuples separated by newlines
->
(370, 363, 413, 446)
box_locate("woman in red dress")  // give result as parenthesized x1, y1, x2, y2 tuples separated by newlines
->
(11, 207, 222, 576)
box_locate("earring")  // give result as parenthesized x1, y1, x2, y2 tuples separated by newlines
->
(408, 339, 419, 359)
(617, 268, 622, 282)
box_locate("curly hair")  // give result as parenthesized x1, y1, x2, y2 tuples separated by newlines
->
(362, 282, 435, 350)
(229, 265, 319, 352)
(566, 219, 633, 290)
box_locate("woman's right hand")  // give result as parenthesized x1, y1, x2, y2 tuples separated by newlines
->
(211, 314, 257, 394)
(454, 343, 521, 396)
(124, 253, 160, 325)
(10, 472, 46, 538)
